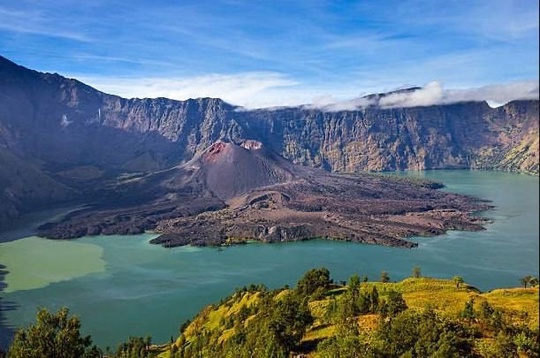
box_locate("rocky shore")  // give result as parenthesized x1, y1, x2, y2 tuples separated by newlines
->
(37, 142, 491, 249)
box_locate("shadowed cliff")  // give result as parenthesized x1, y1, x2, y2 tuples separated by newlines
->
(0, 55, 537, 228)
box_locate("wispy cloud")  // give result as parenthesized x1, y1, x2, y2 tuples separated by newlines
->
(317, 81, 539, 111)
(445, 81, 540, 107)
(76, 71, 538, 110)
(0, 7, 90, 42)
(1, 0, 537, 107)
(77, 72, 300, 108)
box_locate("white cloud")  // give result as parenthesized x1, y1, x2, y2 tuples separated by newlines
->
(77, 72, 300, 108)
(76, 71, 539, 111)
(0, 7, 90, 41)
(444, 82, 540, 105)
(379, 81, 444, 108)
(317, 80, 539, 111)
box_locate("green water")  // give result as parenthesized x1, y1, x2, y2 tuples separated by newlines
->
(0, 170, 538, 349)
(0, 236, 105, 292)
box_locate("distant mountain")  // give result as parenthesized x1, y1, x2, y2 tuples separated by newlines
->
(0, 55, 538, 229)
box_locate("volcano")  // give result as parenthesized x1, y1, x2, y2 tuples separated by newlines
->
(163, 140, 298, 200)
(38, 140, 490, 248)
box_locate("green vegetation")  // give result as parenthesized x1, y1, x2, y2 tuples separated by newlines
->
(4, 269, 539, 357)
(520, 275, 539, 288)
(164, 269, 539, 358)
(7, 307, 101, 358)
(412, 265, 421, 278)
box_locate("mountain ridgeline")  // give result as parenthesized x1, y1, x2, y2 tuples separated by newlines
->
(0, 55, 538, 229)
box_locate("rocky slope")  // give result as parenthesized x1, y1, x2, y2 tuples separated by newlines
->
(36, 140, 490, 248)
(0, 147, 77, 226)
(0, 55, 538, 229)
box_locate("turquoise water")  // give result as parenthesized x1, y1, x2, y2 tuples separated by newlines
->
(0, 170, 538, 348)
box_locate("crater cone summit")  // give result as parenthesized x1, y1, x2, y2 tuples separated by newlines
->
(167, 140, 297, 201)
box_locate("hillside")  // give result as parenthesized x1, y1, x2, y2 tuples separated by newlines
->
(5, 268, 538, 357)
(154, 269, 539, 358)
(0, 55, 538, 229)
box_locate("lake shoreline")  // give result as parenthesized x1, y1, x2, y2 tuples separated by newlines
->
(0, 170, 537, 349)
(0, 204, 90, 244)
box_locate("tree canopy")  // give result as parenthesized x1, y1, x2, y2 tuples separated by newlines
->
(7, 307, 101, 358)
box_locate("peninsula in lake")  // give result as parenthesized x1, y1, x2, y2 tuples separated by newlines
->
(0, 56, 537, 247)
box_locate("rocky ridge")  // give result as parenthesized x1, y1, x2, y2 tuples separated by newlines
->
(0, 55, 537, 232)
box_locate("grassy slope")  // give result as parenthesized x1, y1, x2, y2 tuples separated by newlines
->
(154, 276, 538, 357)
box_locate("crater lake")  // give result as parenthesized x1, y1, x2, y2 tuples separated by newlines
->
(0, 170, 538, 349)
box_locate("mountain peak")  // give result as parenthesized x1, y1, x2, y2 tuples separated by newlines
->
(183, 140, 294, 200)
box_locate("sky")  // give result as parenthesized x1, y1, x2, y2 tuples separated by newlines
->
(0, 0, 538, 109)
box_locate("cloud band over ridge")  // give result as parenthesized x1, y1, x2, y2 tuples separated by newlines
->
(79, 72, 539, 111)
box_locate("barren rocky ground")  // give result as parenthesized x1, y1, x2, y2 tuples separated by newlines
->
(37, 141, 490, 248)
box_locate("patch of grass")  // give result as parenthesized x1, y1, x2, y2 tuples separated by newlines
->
(483, 287, 539, 328)
(309, 299, 332, 322)
(302, 324, 336, 342)
(382, 277, 480, 316)
(166, 276, 539, 357)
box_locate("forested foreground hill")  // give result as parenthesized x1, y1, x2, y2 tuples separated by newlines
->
(4, 269, 539, 358)
(162, 269, 539, 358)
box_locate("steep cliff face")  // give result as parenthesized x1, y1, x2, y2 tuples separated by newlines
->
(0, 56, 247, 172)
(241, 102, 496, 172)
(0, 55, 538, 227)
(471, 100, 539, 174)
(1, 55, 537, 176)
(0, 148, 76, 227)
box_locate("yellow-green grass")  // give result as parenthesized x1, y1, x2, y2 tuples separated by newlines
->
(308, 299, 331, 323)
(168, 290, 263, 355)
(393, 277, 480, 316)
(303, 323, 337, 342)
(165, 277, 538, 355)
(218, 328, 235, 345)
(483, 287, 539, 329)
(358, 314, 379, 332)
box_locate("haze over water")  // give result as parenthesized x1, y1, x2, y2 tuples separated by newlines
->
(0, 170, 538, 349)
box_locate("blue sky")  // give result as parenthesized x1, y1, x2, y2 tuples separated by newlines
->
(0, 0, 538, 108)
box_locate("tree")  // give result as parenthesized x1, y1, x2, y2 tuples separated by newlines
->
(412, 266, 421, 278)
(460, 298, 476, 322)
(268, 293, 313, 353)
(357, 291, 370, 314)
(380, 271, 390, 283)
(453, 276, 464, 288)
(382, 290, 408, 317)
(114, 336, 154, 358)
(369, 286, 380, 313)
(478, 300, 494, 321)
(8, 307, 101, 358)
(348, 274, 361, 293)
(296, 267, 331, 298)
(371, 309, 474, 357)
(520, 275, 533, 288)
